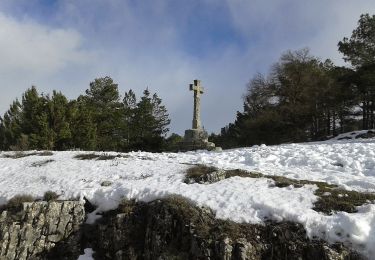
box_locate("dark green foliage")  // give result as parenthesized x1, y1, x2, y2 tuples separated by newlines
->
(165, 133, 183, 151)
(215, 14, 375, 147)
(0, 100, 22, 150)
(125, 89, 171, 152)
(0, 77, 170, 152)
(338, 14, 375, 68)
(43, 191, 59, 201)
(218, 49, 362, 146)
(338, 14, 375, 130)
(84, 77, 124, 151)
(20, 87, 54, 150)
(47, 91, 72, 150)
(70, 99, 97, 150)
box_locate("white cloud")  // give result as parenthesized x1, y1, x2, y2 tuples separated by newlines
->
(0, 12, 90, 120)
(0, 13, 89, 76)
(226, 0, 375, 65)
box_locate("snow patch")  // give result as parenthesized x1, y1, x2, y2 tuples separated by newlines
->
(1, 137, 375, 256)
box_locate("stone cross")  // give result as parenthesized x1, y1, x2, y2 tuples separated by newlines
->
(189, 79, 204, 129)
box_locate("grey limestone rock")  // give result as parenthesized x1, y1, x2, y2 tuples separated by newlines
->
(0, 201, 85, 260)
(91, 197, 361, 260)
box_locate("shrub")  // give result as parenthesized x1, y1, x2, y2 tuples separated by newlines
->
(3, 194, 35, 213)
(43, 191, 59, 201)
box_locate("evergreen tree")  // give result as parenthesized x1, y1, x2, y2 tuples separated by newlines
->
(339, 13, 375, 129)
(129, 89, 170, 151)
(70, 99, 97, 150)
(219, 49, 358, 147)
(84, 77, 123, 151)
(338, 14, 375, 68)
(123, 89, 137, 147)
(0, 100, 22, 150)
(20, 87, 53, 149)
(47, 91, 72, 150)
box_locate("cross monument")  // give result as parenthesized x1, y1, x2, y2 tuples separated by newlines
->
(189, 79, 204, 129)
(178, 79, 218, 151)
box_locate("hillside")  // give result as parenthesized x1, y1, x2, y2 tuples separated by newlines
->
(1, 131, 375, 258)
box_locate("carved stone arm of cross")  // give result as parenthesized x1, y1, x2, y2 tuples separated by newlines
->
(189, 84, 204, 93)
(190, 80, 204, 94)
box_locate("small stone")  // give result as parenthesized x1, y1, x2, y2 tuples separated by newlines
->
(101, 181, 112, 187)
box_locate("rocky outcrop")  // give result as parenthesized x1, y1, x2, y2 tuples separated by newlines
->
(0, 197, 365, 260)
(0, 201, 85, 260)
(92, 196, 362, 260)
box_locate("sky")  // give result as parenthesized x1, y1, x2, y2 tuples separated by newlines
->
(0, 0, 374, 135)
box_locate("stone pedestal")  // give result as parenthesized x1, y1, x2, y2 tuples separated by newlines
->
(179, 128, 216, 151)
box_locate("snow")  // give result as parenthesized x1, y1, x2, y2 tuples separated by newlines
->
(77, 248, 94, 260)
(1, 132, 375, 257)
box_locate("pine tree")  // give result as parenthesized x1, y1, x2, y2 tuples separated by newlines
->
(70, 99, 97, 150)
(84, 77, 123, 151)
(20, 87, 54, 149)
(0, 100, 22, 150)
(47, 91, 72, 150)
(123, 89, 137, 147)
(128, 89, 170, 151)
(338, 14, 375, 68)
(338, 13, 375, 130)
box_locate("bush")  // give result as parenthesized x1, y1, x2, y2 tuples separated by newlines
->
(3, 194, 35, 213)
(43, 191, 59, 201)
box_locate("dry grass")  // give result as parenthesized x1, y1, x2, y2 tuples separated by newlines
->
(74, 153, 123, 160)
(0, 194, 35, 214)
(185, 164, 217, 179)
(31, 159, 54, 167)
(43, 191, 59, 201)
(185, 165, 375, 215)
(3, 151, 53, 159)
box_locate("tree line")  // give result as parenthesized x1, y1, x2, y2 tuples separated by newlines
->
(211, 13, 375, 148)
(0, 77, 171, 152)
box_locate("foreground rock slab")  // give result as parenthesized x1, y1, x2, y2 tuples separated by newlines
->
(0, 201, 85, 260)
(92, 196, 363, 260)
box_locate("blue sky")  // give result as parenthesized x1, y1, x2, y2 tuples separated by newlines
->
(0, 0, 374, 134)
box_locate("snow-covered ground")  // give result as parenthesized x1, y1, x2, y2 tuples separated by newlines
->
(1, 134, 375, 257)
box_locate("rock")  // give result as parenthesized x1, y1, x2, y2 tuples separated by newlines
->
(101, 180, 113, 187)
(0, 196, 364, 259)
(355, 130, 375, 139)
(0, 201, 85, 260)
(90, 196, 362, 260)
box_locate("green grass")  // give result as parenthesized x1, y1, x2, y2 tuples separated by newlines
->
(185, 165, 375, 215)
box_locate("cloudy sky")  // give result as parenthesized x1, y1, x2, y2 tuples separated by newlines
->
(0, 0, 374, 134)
